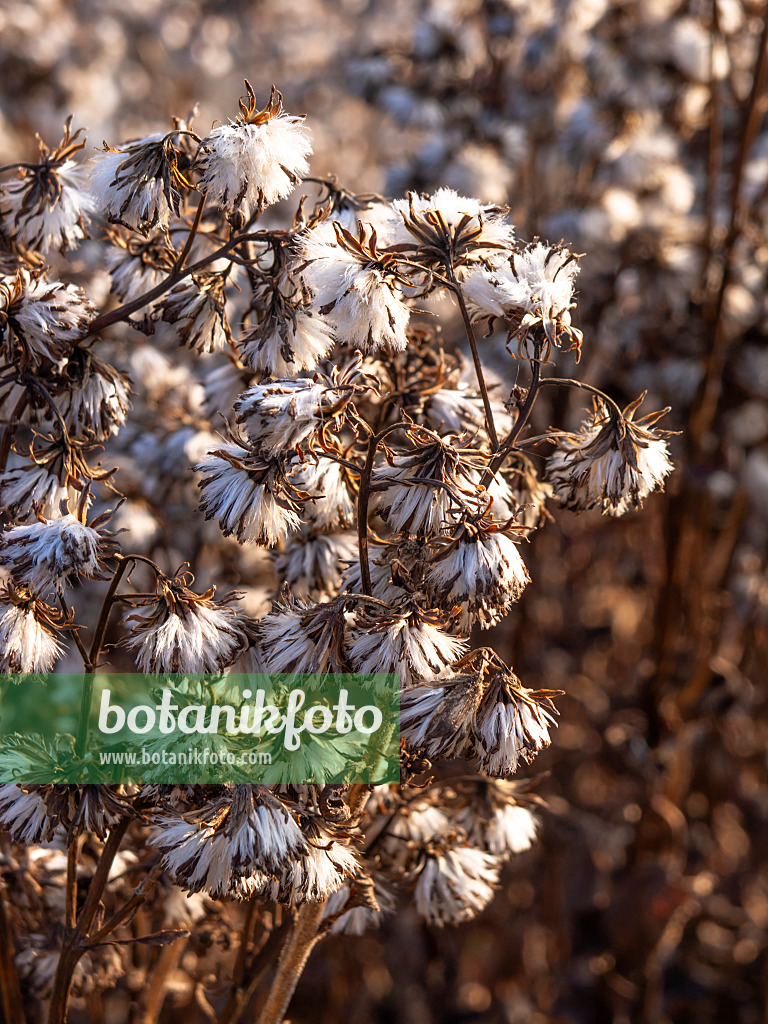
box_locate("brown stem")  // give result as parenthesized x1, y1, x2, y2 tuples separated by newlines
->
(47, 818, 132, 1024)
(0, 876, 27, 1024)
(59, 593, 89, 669)
(255, 902, 326, 1024)
(254, 787, 369, 1024)
(0, 390, 29, 473)
(690, 9, 768, 448)
(140, 938, 188, 1024)
(356, 421, 422, 595)
(481, 356, 542, 486)
(82, 859, 164, 947)
(65, 838, 78, 931)
(173, 191, 207, 275)
(451, 284, 499, 450)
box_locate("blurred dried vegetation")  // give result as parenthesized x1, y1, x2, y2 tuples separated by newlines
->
(1, 0, 768, 1021)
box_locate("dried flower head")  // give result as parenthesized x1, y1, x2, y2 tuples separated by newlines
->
(123, 569, 245, 673)
(90, 131, 193, 234)
(402, 655, 560, 775)
(545, 394, 675, 515)
(273, 530, 357, 599)
(464, 241, 583, 359)
(389, 188, 514, 280)
(426, 511, 531, 631)
(300, 222, 411, 352)
(374, 432, 501, 537)
(414, 842, 500, 926)
(290, 455, 357, 531)
(234, 376, 359, 457)
(239, 270, 335, 376)
(160, 271, 232, 353)
(150, 786, 307, 898)
(0, 491, 120, 595)
(196, 83, 312, 218)
(345, 604, 466, 689)
(104, 230, 176, 303)
(195, 438, 305, 547)
(0, 269, 94, 368)
(0, 119, 94, 253)
(0, 582, 65, 673)
(57, 348, 131, 441)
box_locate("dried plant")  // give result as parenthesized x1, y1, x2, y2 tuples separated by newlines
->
(0, 68, 684, 1024)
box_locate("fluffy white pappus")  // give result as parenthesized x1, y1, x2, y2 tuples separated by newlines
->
(322, 878, 397, 935)
(0, 601, 63, 673)
(234, 379, 330, 456)
(58, 358, 131, 441)
(290, 457, 357, 530)
(196, 114, 312, 217)
(89, 134, 179, 234)
(425, 386, 513, 439)
(545, 403, 674, 515)
(0, 514, 106, 594)
(463, 242, 580, 337)
(399, 682, 452, 755)
(426, 530, 531, 632)
(453, 799, 539, 856)
(300, 231, 411, 352)
(256, 602, 318, 673)
(0, 786, 58, 844)
(374, 472, 455, 536)
(485, 804, 539, 855)
(345, 615, 467, 689)
(288, 838, 359, 903)
(124, 602, 243, 674)
(0, 462, 73, 523)
(240, 305, 335, 376)
(150, 789, 307, 896)
(161, 274, 231, 353)
(414, 846, 500, 926)
(8, 275, 94, 365)
(195, 444, 301, 547)
(390, 187, 514, 250)
(474, 687, 558, 777)
(386, 800, 452, 847)
(273, 531, 358, 599)
(0, 161, 94, 253)
(105, 245, 168, 304)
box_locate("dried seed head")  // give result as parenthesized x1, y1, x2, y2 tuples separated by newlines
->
(89, 131, 192, 235)
(195, 439, 305, 547)
(123, 570, 245, 673)
(300, 221, 411, 352)
(196, 83, 312, 217)
(0, 119, 94, 254)
(545, 394, 675, 515)
(0, 582, 65, 673)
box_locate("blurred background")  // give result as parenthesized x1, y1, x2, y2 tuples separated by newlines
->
(2, 0, 768, 1021)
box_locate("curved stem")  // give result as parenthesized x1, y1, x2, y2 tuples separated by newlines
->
(451, 284, 499, 450)
(482, 356, 542, 485)
(255, 786, 370, 1024)
(536, 376, 624, 419)
(356, 421, 427, 595)
(80, 229, 267, 341)
(47, 818, 131, 1024)
(0, 390, 29, 472)
(172, 190, 207, 275)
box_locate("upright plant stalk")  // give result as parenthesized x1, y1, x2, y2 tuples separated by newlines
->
(452, 283, 500, 450)
(255, 785, 371, 1024)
